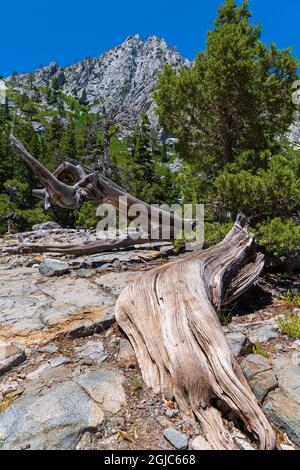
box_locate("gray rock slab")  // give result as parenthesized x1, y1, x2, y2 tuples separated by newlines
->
(75, 368, 126, 414)
(248, 325, 278, 344)
(0, 364, 126, 450)
(0, 380, 104, 450)
(163, 427, 188, 450)
(264, 388, 300, 446)
(32, 222, 61, 231)
(271, 353, 300, 405)
(240, 354, 277, 402)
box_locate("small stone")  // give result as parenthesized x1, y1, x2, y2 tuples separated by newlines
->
(293, 309, 300, 318)
(39, 258, 70, 277)
(165, 409, 178, 418)
(40, 344, 59, 354)
(163, 427, 188, 450)
(0, 381, 19, 397)
(191, 436, 212, 450)
(109, 336, 120, 347)
(20, 443, 31, 450)
(0, 342, 26, 376)
(74, 269, 93, 279)
(49, 356, 71, 368)
(112, 259, 122, 271)
(118, 338, 137, 368)
(23, 258, 37, 267)
(225, 332, 251, 357)
(32, 222, 61, 231)
(76, 341, 107, 364)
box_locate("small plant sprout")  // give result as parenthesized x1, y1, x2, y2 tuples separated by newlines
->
(281, 290, 300, 308)
(131, 376, 143, 391)
(252, 340, 274, 359)
(276, 311, 300, 340)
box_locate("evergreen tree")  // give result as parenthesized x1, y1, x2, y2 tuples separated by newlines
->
(43, 114, 64, 169)
(79, 88, 88, 106)
(13, 118, 41, 189)
(154, 0, 298, 167)
(132, 113, 155, 184)
(52, 77, 60, 91)
(77, 114, 98, 157)
(125, 113, 158, 202)
(61, 119, 77, 158)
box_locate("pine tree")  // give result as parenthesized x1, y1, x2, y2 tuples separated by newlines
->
(61, 119, 77, 158)
(79, 88, 88, 106)
(43, 114, 64, 169)
(154, 0, 298, 167)
(126, 113, 158, 202)
(77, 114, 98, 158)
(132, 113, 155, 184)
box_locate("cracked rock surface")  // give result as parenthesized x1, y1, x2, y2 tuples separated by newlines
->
(0, 239, 299, 450)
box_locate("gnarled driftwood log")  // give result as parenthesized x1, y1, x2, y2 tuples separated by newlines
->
(7, 136, 195, 255)
(115, 215, 276, 450)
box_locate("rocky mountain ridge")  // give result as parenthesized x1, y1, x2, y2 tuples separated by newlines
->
(8, 35, 189, 126)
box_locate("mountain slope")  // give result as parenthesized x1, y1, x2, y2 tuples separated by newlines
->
(9, 35, 189, 126)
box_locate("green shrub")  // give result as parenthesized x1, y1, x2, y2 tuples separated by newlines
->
(204, 222, 233, 246)
(255, 218, 300, 257)
(276, 312, 300, 339)
(0, 194, 16, 234)
(75, 202, 99, 229)
(214, 156, 300, 223)
(3, 179, 30, 207)
(280, 290, 300, 308)
(16, 207, 50, 230)
(252, 340, 273, 359)
(131, 376, 143, 391)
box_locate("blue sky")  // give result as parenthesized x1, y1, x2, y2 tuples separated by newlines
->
(1, 0, 299, 76)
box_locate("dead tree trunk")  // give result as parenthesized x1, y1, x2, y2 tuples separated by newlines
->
(7, 136, 194, 255)
(115, 215, 276, 450)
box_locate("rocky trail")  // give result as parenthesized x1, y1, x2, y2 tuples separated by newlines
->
(0, 230, 299, 451)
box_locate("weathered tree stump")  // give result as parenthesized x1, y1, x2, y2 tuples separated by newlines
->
(115, 215, 276, 450)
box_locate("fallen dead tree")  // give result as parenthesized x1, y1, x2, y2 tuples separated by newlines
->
(8, 137, 276, 449)
(116, 214, 276, 450)
(7, 136, 195, 255)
